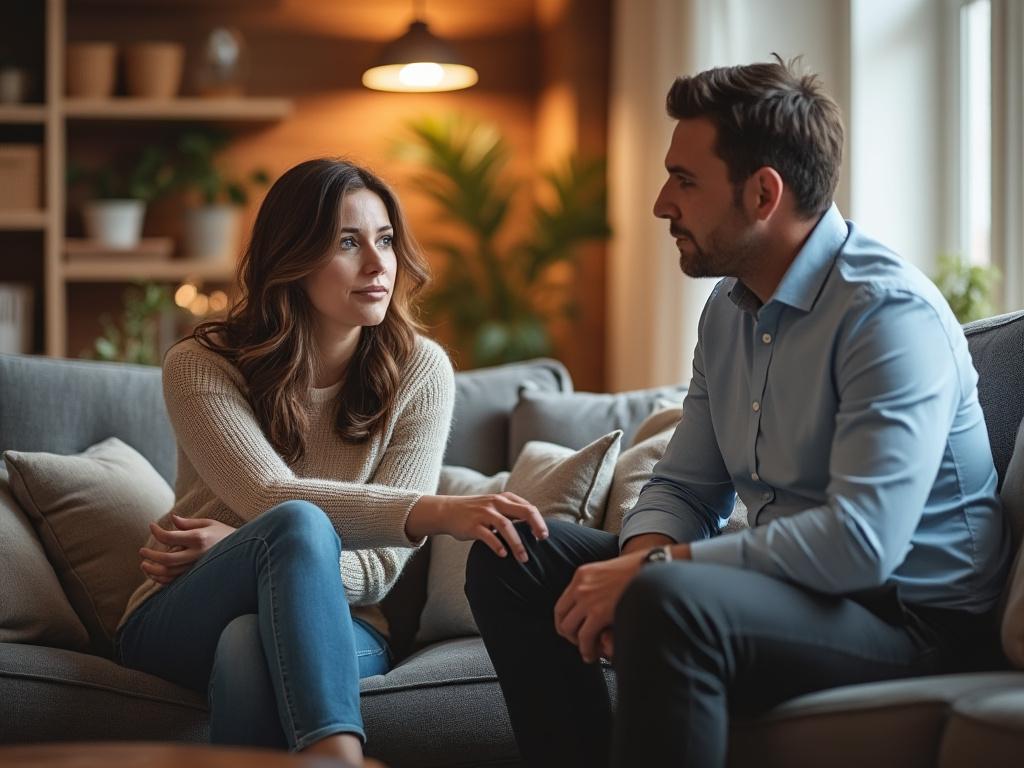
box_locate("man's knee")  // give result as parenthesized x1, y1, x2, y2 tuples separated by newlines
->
(615, 562, 728, 646)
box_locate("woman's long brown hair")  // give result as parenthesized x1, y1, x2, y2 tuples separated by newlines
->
(192, 158, 430, 463)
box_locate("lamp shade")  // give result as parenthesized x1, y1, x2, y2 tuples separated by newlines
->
(362, 20, 478, 92)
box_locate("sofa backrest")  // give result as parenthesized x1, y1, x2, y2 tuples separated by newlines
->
(963, 310, 1024, 490)
(0, 355, 176, 485)
(0, 352, 572, 484)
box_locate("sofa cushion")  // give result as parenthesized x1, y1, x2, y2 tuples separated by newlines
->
(728, 671, 1024, 768)
(417, 433, 622, 645)
(963, 310, 1024, 490)
(446, 358, 572, 475)
(938, 688, 1024, 768)
(999, 415, 1024, 666)
(0, 354, 176, 485)
(4, 438, 174, 657)
(0, 467, 90, 652)
(508, 385, 686, 463)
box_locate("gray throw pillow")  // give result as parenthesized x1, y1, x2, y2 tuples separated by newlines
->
(417, 431, 622, 646)
(4, 437, 175, 657)
(508, 386, 686, 463)
(0, 466, 90, 651)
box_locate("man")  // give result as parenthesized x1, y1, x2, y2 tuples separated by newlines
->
(464, 57, 1010, 768)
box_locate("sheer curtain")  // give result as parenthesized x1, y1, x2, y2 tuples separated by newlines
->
(605, 0, 732, 391)
(992, 0, 1024, 313)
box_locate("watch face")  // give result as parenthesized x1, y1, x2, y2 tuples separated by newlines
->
(644, 547, 669, 564)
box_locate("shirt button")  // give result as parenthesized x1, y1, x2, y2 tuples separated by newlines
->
(762, 333, 772, 344)
(751, 472, 760, 482)
(752, 401, 760, 412)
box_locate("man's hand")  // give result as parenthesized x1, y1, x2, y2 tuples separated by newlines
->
(555, 541, 692, 663)
(554, 549, 650, 664)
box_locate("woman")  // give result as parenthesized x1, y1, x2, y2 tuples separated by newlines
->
(115, 158, 547, 766)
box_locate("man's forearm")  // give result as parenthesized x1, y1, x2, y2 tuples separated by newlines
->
(621, 532, 675, 555)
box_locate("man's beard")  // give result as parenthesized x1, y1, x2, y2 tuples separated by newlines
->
(673, 213, 756, 279)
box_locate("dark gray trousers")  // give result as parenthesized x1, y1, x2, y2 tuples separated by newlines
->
(465, 520, 980, 768)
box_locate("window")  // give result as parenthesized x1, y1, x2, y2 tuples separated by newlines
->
(959, 0, 991, 266)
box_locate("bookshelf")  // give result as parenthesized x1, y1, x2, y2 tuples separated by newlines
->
(0, 0, 292, 357)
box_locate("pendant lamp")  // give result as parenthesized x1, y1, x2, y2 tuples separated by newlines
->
(362, 1, 478, 92)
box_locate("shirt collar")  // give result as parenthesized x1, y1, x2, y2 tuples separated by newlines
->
(766, 203, 849, 313)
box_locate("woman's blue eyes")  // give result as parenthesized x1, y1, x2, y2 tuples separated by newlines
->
(340, 235, 393, 250)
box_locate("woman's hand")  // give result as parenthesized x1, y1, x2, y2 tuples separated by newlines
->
(139, 514, 237, 585)
(406, 492, 548, 562)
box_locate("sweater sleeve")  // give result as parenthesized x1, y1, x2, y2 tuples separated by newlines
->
(162, 338, 455, 551)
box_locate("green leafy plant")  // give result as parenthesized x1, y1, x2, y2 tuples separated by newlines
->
(933, 254, 1000, 323)
(397, 114, 610, 366)
(67, 146, 175, 202)
(88, 283, 177, 365)
(174, 128, 270, 205)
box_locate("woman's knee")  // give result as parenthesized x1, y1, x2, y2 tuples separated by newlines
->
(260, 500, 341, 554)
(211, 615, 266, 692)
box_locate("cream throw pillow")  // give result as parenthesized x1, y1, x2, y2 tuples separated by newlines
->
(0, 466, 90, 651)
(417, 431, 622, 645)
(4, 437, 174, 657)
(603, 405, 750, 537)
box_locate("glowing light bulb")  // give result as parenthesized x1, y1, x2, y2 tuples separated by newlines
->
(209, 291, 229, 312)
(175, 283, 197, 308)
(398, 62, 444, 88)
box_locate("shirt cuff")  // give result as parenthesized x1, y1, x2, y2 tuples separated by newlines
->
(619, 509, 705, 550)
(689, 531, 746, 569)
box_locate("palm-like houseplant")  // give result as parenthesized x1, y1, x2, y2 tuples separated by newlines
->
(397, 114, 610, 366)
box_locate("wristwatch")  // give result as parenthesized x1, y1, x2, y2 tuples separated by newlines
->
(643, 545, 673, 565)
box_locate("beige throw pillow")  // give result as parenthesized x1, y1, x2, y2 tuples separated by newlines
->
(4, 437, 175, 657)
(999, 417, 1024, 667)
(603, 405, 750, 537)
(0, 466, 90, 651)
(417, 431, 622, 645)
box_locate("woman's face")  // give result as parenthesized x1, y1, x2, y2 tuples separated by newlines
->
(303, 188, 398, 336)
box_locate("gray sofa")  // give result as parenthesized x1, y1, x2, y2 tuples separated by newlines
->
(2, 310, 1024, 768)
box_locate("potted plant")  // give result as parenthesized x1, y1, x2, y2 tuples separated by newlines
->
(396, 114, 610, 366)
(86, 282, 177, 365)
(68, 146, 175, 248)
(173, 129, 269, 262)
(933, 254, 1001, 323)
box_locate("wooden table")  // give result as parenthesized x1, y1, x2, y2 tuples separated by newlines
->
(0, 743, 388, 767)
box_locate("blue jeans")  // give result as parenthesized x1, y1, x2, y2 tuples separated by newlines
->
(117, 500, 391, 751)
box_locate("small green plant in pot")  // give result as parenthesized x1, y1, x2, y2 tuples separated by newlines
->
(86, 282, 177, 365)
(933, 254, 1000, 323)
(68, 147, 175, 248)
(174, 128, 270, 262)
(396, 114, 611, 367)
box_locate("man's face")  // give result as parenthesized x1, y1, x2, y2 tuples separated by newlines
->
(653, 117, 758, 279)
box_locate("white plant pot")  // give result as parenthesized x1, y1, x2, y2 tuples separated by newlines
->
(83, 199, 146, 249)
(0, 283, 34, 354)
(184, 204, 241, 262)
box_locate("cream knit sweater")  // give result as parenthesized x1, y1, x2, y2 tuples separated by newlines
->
(118, 334, 455, 635)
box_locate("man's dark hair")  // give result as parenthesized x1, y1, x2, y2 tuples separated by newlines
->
(666, 55, 844, 218)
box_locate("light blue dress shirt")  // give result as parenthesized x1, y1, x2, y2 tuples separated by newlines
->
(620, 204, 1010, 613)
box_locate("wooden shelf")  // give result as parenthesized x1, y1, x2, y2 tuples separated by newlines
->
(0, 210, 48, 230)
(63, 97, 293, 121)
(63, 257, 235, 283)
(0, 105, 48, 124)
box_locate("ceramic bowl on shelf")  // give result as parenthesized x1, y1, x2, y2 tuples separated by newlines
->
(124, 42, 185, 99)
